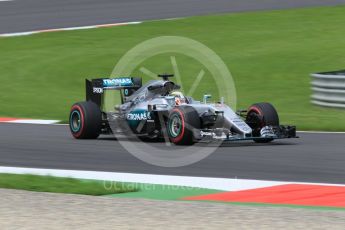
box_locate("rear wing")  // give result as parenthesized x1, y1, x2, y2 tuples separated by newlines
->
(86, 77, 142, 106)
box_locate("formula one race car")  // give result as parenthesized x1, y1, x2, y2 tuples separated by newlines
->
(69, 74, 297, 145)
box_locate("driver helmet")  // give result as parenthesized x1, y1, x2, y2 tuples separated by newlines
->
(170, 91, 186, 105)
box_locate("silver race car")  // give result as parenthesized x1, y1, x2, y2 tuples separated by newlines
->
(69, 74, 297, 145)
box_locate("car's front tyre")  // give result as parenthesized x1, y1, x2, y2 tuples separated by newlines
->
(246, 102, 279, 143)
(167, 106, 200, 145)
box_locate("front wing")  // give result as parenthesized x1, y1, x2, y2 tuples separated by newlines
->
(202, 125, 297, 142)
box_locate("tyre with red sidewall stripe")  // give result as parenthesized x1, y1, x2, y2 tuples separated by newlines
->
(69, 101, 101, 139)
(246, 102, 279, 143)
(167, 106, 200, 145)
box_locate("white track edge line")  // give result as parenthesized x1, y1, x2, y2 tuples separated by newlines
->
(28, 123, 345, 134)
(0, 166, 344, 191)
(0, 21, 142, 37)
(297, 131, 345, 134)
(2, 120, 345, 134)
(3, 120, 345, 134)
(0, 17, 187, 38)
(6, 119, 60, 124)
(53, 124, 345, 134)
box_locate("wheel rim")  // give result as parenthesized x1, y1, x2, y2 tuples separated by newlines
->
(247, 111, 261, 126)
(247, 110, 264, 136)
(169, 114, 182, 137)
(70, 110, 81, 132)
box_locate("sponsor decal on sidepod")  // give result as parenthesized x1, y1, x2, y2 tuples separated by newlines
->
(127, 111, 151, 121)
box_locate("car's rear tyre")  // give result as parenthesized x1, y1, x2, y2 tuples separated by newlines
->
(69, 101, 102, 139)
(167, 106, 200, 145)
(246, 102, 279, 143)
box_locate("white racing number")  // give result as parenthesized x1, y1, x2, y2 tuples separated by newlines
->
(93, 87, 103, 94)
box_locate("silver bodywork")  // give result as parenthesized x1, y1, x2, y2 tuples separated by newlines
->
(117, 79, 253, 139)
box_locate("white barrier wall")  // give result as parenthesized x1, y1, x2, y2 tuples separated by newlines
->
(311, 70, 345, 108)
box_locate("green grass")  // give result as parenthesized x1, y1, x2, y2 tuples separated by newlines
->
(2, 174, 343, 210)
(1, 5, 345, 130)
(0, 173, 137, 195)
(111, 183, 345, 211)
(110, 183, 222, 200)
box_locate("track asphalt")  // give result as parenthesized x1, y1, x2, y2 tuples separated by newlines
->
(1, 0, 345, 33)
(1, 1, 345, 185)
(0, 123, 344, 184)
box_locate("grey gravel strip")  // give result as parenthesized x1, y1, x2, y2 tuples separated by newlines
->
(0, 189, 344, 230)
